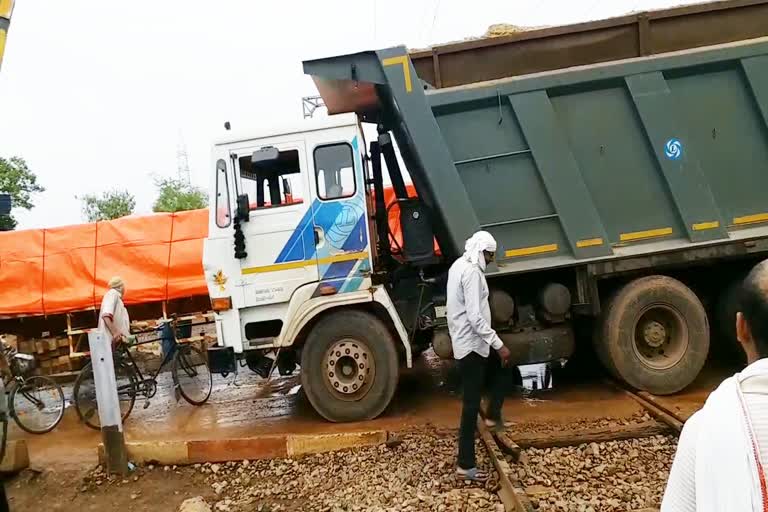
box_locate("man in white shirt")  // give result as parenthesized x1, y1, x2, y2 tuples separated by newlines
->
(98, 276, 130, 346)
(662, 259, 768, 511)
(447, 230, 512, 482)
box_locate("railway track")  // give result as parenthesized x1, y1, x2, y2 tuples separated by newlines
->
(479, 381, 695, 512)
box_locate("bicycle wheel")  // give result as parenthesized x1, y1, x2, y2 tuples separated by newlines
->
(10, 376, 65, 434)
(172, 344, 212, 405)
(73, 360, 138, 430)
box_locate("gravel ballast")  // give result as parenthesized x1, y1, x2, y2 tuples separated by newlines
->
(516, 434, 677, 511)
(191, 431, 502, 512)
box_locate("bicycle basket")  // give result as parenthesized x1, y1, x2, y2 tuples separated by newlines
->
(11, 353, 35, 376)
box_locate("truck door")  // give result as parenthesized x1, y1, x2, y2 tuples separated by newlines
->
(232, 141, 319, 307)
(309, 136, 371, 295)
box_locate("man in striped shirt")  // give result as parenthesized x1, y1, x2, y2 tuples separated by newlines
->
(662, 260, 768, 511)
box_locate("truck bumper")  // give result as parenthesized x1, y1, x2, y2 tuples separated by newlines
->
(432, 325, 575, 365)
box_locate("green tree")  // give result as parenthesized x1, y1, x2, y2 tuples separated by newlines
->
(0, 156, 45, 230)
(152, 177, 208, 213)
(80, 189, 135, 222)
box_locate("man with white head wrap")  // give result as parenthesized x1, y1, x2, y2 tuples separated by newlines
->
(98, 276, 130, 346)
(447, 230, 512, 482)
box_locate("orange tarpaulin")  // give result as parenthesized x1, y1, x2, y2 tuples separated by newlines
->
(0, 209, 209, 316)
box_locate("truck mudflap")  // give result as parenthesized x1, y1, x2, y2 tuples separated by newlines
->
(432, 325, 575, 365)
(207, 346, 236, 376)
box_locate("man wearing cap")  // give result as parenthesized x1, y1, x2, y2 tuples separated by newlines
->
(98, 276, 130, 346)
(447, 230, 513, 482)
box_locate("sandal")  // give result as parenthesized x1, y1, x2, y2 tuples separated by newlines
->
(456, 467, 488, 482)
(484, 417, 515, 431)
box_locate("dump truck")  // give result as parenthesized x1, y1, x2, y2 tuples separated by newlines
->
(203, 2, 768, 422)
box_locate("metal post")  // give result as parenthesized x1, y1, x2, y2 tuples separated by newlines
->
(88, 331, 128, 475)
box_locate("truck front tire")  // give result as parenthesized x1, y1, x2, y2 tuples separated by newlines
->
(300, 310, 399, 422)
(596, 275, 709, 395)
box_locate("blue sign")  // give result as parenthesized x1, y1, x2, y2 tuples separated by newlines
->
(664, 138, 683, 161)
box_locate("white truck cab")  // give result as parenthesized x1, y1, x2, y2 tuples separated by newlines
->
(203, 114, 411, 422)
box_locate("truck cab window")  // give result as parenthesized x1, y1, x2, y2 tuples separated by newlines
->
(238, 149, 303, 210)
(314, 143, 355, 201)
(215, 159, 231, 228)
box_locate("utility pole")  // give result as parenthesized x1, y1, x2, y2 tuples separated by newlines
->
(302, 95, 326, 119)
(88, 331, 129, 475)
(176, 132, 191, 185)
(0, 0, 14, 72)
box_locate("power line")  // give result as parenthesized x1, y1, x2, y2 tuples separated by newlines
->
(428, 0, 442, 42)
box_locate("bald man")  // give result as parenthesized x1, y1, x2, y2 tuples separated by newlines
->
(98, 276, 130, 346)
(662, 260, 768, 511)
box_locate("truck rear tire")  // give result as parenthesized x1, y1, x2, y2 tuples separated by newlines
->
(596, 275, 709, 395)
(300, 310, 399, 422)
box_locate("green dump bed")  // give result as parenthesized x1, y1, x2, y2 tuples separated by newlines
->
(304, 36, 768, 276)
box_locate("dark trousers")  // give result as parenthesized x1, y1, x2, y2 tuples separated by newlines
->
(457, 350, 507, 470)
(0, 481, 8, 512)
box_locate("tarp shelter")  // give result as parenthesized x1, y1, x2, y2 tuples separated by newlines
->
(0, 209, 209, 316)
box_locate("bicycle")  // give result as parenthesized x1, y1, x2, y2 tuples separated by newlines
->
(72, 316, 213, 430)
(0, 341, 65, 434)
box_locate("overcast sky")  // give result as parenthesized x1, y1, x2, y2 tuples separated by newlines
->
(0, 0, 704, 230)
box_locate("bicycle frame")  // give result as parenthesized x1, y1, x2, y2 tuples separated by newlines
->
(114, 318, 187, 399)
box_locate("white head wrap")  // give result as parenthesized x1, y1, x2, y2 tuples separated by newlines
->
(108, 276, 124, 292)
(463, 231, 497, 271)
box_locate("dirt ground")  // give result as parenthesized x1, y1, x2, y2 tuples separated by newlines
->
(7, 429, 503, 512)
(5, 353, 734, 511)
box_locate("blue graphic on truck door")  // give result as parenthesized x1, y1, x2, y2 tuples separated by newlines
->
(311, 137, 370, 295)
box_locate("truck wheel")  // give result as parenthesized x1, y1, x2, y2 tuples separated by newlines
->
(597, 276, 709, 395)
(300, 310, 399, 422)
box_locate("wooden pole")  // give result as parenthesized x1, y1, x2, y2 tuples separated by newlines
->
(88, 331, 128, 475)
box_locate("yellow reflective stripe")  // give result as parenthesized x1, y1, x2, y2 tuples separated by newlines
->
(692, 221, 719, 231)
(619, 227, 673, 242)
(382, 55, 412, 93)
(576, 238, 603, 248)
(242, 260, 311, 275)
(0, 30, 5, 67)
(317, 251, 368, 265)
(0, 0, 13, 19)
(733, 213, 768, 226)
(504, 244, 558, 258)
(241, 252, 369, 275)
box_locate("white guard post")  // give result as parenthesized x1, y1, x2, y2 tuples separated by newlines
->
(88, 330, 128, 475)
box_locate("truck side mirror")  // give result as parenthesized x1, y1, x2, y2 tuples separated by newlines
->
(236, 194, 250, 222)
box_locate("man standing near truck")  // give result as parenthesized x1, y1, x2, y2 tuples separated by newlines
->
(447, 230, 513, 482)
(662, 259, 768, 511)
(98, 276, 130, 346)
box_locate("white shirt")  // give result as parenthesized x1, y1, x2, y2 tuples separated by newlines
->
(98, 289, 130, 339)
(662, 361, 768, 512)
(446, 256, 503, 360)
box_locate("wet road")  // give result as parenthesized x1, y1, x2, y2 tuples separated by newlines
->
(12, 351, 737, 470)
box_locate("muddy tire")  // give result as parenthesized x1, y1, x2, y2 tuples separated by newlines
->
(596, 275, 709, 395)
(300, 310, 399, 422)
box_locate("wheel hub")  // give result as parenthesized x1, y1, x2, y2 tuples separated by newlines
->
(642, 320, 667, 348)
(325, 340, 372, 396)
(632, 304, 689, 371)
